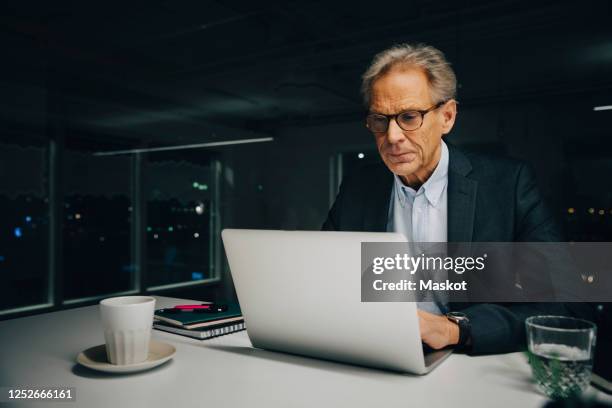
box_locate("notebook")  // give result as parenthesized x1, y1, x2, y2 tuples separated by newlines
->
(154, 303, 242, 329)
(153, 319, 246, 340)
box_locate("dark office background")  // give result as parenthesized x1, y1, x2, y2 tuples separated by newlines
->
(1, 1, 611, 322)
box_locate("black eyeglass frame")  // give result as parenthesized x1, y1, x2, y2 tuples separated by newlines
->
(365, 100, 449, 133)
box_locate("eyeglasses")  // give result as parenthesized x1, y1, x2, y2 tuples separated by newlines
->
(365, 100, 447, 133)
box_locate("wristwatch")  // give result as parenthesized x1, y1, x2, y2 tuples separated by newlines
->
(446, 311, 471, 349)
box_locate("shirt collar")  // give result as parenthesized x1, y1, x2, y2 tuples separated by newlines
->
(394, 140, 449, 208)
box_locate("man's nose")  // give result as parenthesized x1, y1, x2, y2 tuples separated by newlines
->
(385, 117, 405, 144)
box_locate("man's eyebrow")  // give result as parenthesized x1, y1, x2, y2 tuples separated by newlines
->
(369, 106, 421, 114)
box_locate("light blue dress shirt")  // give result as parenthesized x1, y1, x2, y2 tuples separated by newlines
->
(386, 141, 449, 314)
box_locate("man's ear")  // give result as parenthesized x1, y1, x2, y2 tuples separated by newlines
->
(440, 100, 457, 135)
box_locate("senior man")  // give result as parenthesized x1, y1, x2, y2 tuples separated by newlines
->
(323, 43, 583, 354)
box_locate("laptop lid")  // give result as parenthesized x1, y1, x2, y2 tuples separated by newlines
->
(222, 229, 450, 374)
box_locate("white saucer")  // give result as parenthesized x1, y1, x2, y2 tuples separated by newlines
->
(76, 340, 176, 373)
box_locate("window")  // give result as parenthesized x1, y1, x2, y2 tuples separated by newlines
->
(0, 137, 222, 318)
(146, 152, 220, 289)
(62, 143, 135, 301)
(0, 137, 50, 312)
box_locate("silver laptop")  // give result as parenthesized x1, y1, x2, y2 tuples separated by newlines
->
(221, 229, 452, 374)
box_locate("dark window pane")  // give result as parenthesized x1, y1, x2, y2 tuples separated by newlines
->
(146, 155, 215, 287)
(63, 149, 134, 300)
(0, 139, 49, 310)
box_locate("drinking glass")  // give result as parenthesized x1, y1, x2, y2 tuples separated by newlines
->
(525, 315, 597, 399)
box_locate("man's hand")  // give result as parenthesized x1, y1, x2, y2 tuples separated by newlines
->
(417, 310, 460, 349)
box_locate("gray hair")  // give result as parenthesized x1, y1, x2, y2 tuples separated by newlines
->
(361, 43, 457, 107)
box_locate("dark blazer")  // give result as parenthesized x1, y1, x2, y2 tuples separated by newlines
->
(322, 143, 590, 354)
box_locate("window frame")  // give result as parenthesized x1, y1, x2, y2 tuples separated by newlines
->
(0, 139, 222, 319)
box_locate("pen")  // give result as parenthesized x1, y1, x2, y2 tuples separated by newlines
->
(174, 304, 212, 310)
(163, 304, 229, 313)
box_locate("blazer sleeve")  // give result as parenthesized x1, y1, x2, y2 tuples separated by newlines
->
(460, 163, 596, 354)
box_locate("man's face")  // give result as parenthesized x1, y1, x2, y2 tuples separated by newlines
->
(368, 67, 456, 185)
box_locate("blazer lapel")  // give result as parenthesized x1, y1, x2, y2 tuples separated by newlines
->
(447, 145, 478, 242)
(360, 145, 478, 237)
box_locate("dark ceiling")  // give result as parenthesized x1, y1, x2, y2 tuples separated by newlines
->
(1, 0, 612, 146)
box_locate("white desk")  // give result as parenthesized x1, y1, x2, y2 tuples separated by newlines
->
(0, 296, 610, 408)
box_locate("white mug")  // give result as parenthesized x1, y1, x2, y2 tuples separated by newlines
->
(99, 296, 156, 365)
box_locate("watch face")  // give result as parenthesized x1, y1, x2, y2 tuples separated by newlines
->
(447, 312, 468, 321)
